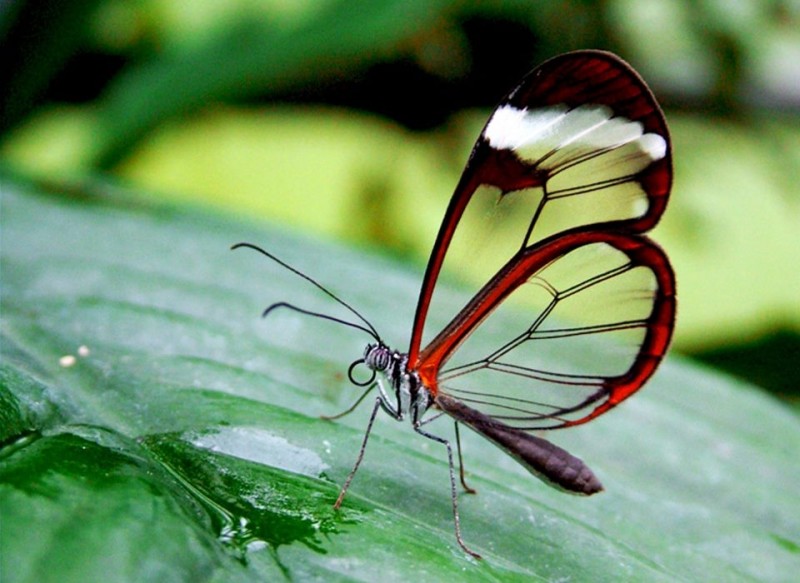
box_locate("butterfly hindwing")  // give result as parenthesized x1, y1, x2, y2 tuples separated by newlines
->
(426, 231, 675, 429)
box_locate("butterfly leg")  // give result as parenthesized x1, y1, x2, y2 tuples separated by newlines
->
(413, 422, 482, 559)
(419, 413, 477, 494)
(321, 382, 376, 421)
(454, 422, 477, 494)
(333, 397, 382, 510)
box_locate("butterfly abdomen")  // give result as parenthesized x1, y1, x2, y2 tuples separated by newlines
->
(436, 393, 603, 495)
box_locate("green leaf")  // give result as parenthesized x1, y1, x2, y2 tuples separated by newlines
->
(1, 175, 799, 581)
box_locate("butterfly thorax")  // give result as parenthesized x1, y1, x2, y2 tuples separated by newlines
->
(362, 343, 431, 424)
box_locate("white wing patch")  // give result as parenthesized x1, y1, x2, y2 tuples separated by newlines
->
(484, 104, 667, 171)
(484, 104, 570, 150)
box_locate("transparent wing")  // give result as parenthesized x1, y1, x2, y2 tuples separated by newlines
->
(422, 232, 675, 429)
(408, 51, 672, 366)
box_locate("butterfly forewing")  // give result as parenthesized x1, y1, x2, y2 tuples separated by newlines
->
(411, 51, 674, 428)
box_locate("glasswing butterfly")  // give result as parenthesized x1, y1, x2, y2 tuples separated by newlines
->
(234, 49, 675, 558)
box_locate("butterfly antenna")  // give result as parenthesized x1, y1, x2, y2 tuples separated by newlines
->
(232, 242, 381, 341)
(263, 301, 378, 338)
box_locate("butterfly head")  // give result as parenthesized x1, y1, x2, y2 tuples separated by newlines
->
(362, 343, 394, 371)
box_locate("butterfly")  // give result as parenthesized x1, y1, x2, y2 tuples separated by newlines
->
(234, 49, 675, 559)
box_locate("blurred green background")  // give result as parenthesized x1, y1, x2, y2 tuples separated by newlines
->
(1, 0, 798, 403)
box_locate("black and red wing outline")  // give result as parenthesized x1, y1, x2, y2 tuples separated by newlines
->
(409, 50, 675, 429)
